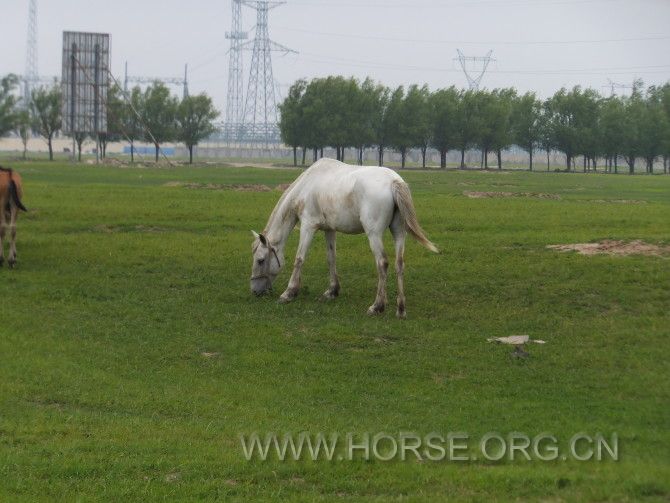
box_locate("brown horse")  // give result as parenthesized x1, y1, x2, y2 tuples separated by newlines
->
(0, 166, 27, 268)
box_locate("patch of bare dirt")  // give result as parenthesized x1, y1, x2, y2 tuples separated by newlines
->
(164, 472, 181, 483)
(464, 191, 560, 200)
(93, 224, 166, 233)
(276, 183, 292, 191)
(164, 181, 273, 191)
(547, 240, 670, 257)
(590, 199, 647, 205)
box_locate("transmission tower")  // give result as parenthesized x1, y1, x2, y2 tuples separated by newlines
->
(23, 0, 38, 104)
(603, 78, 633, 97)
(241, 1, 296, 144)
(225, 0, 247, 129)
(456, 49, 494, 90)
(124, 62, 190, 98)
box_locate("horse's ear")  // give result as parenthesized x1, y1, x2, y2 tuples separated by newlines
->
(258, 233, 268, 246)
(251, 230, 260, 240)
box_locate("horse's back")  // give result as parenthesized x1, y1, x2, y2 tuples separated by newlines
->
(302, 158, 401, 190)
(0, 169, 23, 198)
(296, 158, 400, 233)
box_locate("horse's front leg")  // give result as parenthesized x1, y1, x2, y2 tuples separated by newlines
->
(367, 233, 388, 315)
(279, 224, 315, 303)
(321, 230, 340, 300)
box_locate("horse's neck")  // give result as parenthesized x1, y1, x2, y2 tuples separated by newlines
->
(264, 193, 298, 253)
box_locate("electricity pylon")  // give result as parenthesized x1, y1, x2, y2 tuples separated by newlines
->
(225, 0, 247, 127)
(456, 49, 494, 90)
(23, 0, 38, 104)
(241, 1, 296, 144)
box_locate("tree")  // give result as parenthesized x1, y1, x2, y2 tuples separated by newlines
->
(490, 89, 516, 170)
(620, 84, 646, 174)
(176, 94, 219, 164)
(141, 82, 177, 162)
(371, 84, 390, 166)
(655, 83, 670, 173)
(15, 109, 31, 159)
(471, 90, 496, 169)
(573, 88, 601, 172)
(599, 96, 626, 173)
(385, 86, 412, 168)
(430, 87, 459, 169)
(31, 85, 62, 161)
(119, 86, 144, 163)
(299, 78, 331, 162)
(74, 132, 86, 161)
(637, 86, 669, 173)
(349, 78, 380, 165)
(453, 90, 479, 168)
(545, 87, 583, 171)
(511, 92, 542, 171)
(102, 84, 126, 159)
(279, 79, 306, 166)
(404, 84, 431, 168)
(0, 74, 20, 137)
(537, 102, 555, 171)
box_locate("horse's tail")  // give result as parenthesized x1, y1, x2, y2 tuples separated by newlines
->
(1, 167, 27, 212)
(9, 180, 27, 212)
(392, 180, 438, 253)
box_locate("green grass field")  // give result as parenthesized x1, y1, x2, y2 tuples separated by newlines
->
(1, 161, 669, 501)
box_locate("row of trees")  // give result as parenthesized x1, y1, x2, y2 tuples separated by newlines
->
(0, 75, 219, 163)
(279, 76, 670, 173)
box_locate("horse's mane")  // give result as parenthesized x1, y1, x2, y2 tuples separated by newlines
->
(263, 170, 308, 234)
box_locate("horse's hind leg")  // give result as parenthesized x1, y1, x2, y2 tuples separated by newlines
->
(0, 207, 7, 267)
(390, 212, 407, 319)
(366, 232, 388, 315)
(8, 206, 17, 268)
(321, 230, 340, 300)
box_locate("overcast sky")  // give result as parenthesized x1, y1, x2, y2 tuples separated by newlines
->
(2, 0, 669, 114)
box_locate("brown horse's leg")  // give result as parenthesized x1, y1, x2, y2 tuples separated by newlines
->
(390, 213, 407, 319)
(8, 206, 17, 268)
(367, 233, 388, 315)
(321, 230, 340, 300)
(0, 206, 6, 267)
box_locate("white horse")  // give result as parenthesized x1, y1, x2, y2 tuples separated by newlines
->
(250, 158, 438, 318)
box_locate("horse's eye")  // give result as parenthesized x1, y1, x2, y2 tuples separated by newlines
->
(257, 258, 265, 265)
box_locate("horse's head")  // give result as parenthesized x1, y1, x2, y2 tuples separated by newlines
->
(250, 230, 282, 296)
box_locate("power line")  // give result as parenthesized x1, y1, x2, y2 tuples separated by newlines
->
(296, 51, 670, 76)
(287, 0, 628, 9)
(273, 25, 670, 46)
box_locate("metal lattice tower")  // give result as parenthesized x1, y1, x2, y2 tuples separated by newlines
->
(225, 0, 247, 126)
(241, 1, 295, 143)
(603, 78, 633, 97)
(124, 62, 190, 98)
(23, 0, 38, 104)
(456, 49, 494, 90)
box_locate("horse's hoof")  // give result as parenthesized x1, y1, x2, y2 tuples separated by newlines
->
(8, 261, 15, 269)
(278, 290, 297, 304)
(320, 289, 338, 301)
(396, 309, 406, 320)
(367, 304, 385, 316)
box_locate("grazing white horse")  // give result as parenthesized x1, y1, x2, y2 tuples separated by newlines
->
(250, 158, 438, 318)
